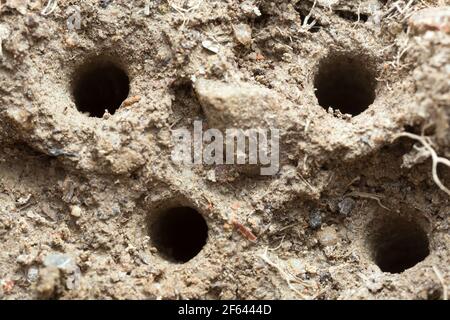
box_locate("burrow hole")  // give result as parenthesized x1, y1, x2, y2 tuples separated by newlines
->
(368, 215, 430, 274)
(72, 59, 130, 118)
(149, 207, 208, 263)
(314, 53, 377, 116)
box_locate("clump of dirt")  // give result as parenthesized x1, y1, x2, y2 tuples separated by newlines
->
(0, 0, 448, 300)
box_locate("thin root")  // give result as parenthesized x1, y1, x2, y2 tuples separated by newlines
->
(41, 0, 58, 16)
(347, 191, 391, 211)
(168, 0, 203, 30)
(257, 247, 313, 299)
(393, 132, 450, 197)
(301, 0, 318, 31)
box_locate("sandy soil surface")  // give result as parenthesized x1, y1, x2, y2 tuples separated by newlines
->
(0, 0, 449, 299)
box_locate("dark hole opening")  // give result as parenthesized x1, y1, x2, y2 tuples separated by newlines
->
(73, 60, 129, 118)
(314, 54, 377, 116)
(335, 10, 369, 22)
(369, 216, 430, 274)
(150, 207, 208, 263)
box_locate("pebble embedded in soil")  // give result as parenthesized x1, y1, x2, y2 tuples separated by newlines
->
(309, 210, 322, 229)
(317, 226, 339, 247)
(233, 23, 252, 46)
(338, 198, 355, 216)
(70, 205, 82, 218)
(43, 253, 77, 274)
(240, 0, 261, 18)
(27, 267, 39, 283)
(202, 40, 220, 54)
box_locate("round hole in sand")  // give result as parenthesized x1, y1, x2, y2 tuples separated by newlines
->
(149, 207, 208, 263)
(72, 60, 129, 118)
(368, 215, 430, 274)
(314, 53, 377, 116)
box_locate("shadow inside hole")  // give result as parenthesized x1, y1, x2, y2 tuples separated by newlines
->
(314, 53, 377, 116)
(171, 80, 205, 124)
(335, 10, 369, 22)
(149, 207, 208, 263)
(368, 216, 430, 274)
(72, 61, 130, 118)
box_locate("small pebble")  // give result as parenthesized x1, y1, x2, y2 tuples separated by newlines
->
(202, 40, 220, 54)
(70, 205, 82, 218)
(309, 210, 322, 229)
(27, 267, 39, 282)
(43, 252, 77, 273)
(240, 0, 261, 17)
(233, 23, 252, 46)
(338, 198, 355, 216)
(317, 226, 339, 247)
(287, 258, 304, 276)
(16, 254, 33, 265)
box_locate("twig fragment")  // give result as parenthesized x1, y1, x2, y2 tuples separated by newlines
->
(231, 219, 257, 242)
